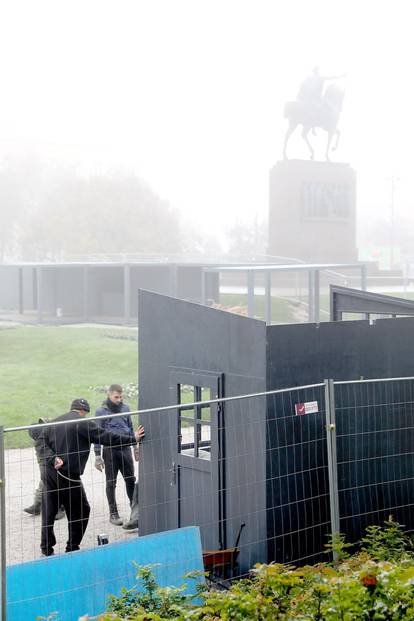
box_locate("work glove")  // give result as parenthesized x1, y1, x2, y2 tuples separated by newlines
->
(95, 456, 105, 472)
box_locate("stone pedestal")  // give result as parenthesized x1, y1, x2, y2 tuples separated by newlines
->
(268, 159, 357, 263)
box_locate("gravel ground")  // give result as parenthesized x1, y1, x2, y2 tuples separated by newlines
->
(5, 447, 138, 565)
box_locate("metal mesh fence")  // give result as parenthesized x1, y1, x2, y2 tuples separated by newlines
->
(333, 377, 414, 542)
(266, 384, 330, 565)
(3, 377, 414, 618)
(0, 383, 332, 618)
(5, 438, 138, 564)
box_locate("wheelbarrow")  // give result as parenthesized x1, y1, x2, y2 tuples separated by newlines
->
(202, 523, 245, 587)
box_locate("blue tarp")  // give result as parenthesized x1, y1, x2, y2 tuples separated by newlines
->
(7, 526, 204, 621)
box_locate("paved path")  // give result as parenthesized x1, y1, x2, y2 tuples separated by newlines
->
(5, 447, 137, 565)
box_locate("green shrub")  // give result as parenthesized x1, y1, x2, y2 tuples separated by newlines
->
(73, 521, 414, 620)
(324, 531, 353, 564)
(103, 564, 203, 619)
(94, 558, 414, 620)
(360, 515, 414, 562)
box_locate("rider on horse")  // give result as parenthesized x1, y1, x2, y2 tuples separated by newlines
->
(283, 68, 346, 160)
(296, 67, 345, 135)
(297, 67, 345, 107)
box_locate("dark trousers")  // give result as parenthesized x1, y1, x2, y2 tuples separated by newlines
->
(41, 467, 90, 554)
(103, 446, 135, 514)
(33, 448, 45, 508)
(34, 464, 46, 507)
(129, 481, 139, 522)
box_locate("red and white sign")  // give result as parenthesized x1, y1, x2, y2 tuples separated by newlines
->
(295, 401, 319, 416)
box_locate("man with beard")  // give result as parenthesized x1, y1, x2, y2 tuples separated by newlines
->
(94, 384, 139, 525)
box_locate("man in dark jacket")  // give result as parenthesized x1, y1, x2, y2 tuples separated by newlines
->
(94, 384, 137, 525)
(23, 417, 64, 520)
(36, 397, 144, 556)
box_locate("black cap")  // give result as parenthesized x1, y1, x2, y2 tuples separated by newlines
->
(71, 398, 90, 412)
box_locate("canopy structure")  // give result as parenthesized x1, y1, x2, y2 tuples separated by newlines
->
(330, 285, 414, 321)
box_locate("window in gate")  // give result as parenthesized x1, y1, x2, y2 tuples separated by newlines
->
(178, 383, 211, 460)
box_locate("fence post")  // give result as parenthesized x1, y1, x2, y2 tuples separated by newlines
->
(247, 270, 255, 318)
(264, 271, 272, 324)
(361, 263, 367, 291)
(314, 270, 320, 323)
(324, 379, 340, 558)
(201, 268, 206, 306)
(308, 270, 315, 322)
(0, 426, 6, 621)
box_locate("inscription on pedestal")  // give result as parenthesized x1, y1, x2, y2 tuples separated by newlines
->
(269, 160, 357, 263)
(301, 181, 351, 220)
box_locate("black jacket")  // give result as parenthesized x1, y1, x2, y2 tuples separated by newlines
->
(29, 425, 43, 442)
(94, 400, 135, 456)
(35, 410, 135, 478)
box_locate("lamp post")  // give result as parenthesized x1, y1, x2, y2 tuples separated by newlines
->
(386, 176, 399, 269)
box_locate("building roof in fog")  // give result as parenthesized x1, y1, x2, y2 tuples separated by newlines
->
(1, 261, 365, 271)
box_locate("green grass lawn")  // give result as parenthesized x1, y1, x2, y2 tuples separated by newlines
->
(0, 325, 138, 447)
(2, 289, 408, 447)
(218, 293, 314, 323)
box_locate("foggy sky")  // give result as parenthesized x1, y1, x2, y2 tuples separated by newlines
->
(0, 0, 413, 238)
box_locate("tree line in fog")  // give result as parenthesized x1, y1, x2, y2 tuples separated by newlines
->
(0, 154, 267, 263)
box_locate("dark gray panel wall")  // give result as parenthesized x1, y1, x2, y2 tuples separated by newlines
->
(22, 267, 36, 311)
(0, 266, 19, 308)
(87, 266, 124, 316)
(138, 290, 267, 571)
(38, 268, 57, 314)
(330, 285, 414, 320)
(138, 301, 414, 569)
(36, 267, 85, 317)
(130, 266, 172, 316)
(176, 266, 219, 303)
(55, 268, 85, 316)
(0, 264, 218, 322)
(266, 317, 414, 552)
(266, 317, 414, 389)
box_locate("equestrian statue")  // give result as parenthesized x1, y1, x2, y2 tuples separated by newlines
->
(283, 67, 346, 161)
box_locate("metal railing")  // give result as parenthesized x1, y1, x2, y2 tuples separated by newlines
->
(203, 262, 368, 324)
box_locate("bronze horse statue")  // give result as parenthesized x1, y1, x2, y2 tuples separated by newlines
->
(283, 84, 345, 161)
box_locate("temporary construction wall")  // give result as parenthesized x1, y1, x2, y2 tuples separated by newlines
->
(138, 291, 414, 570)
(138, 290, 267, 573)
